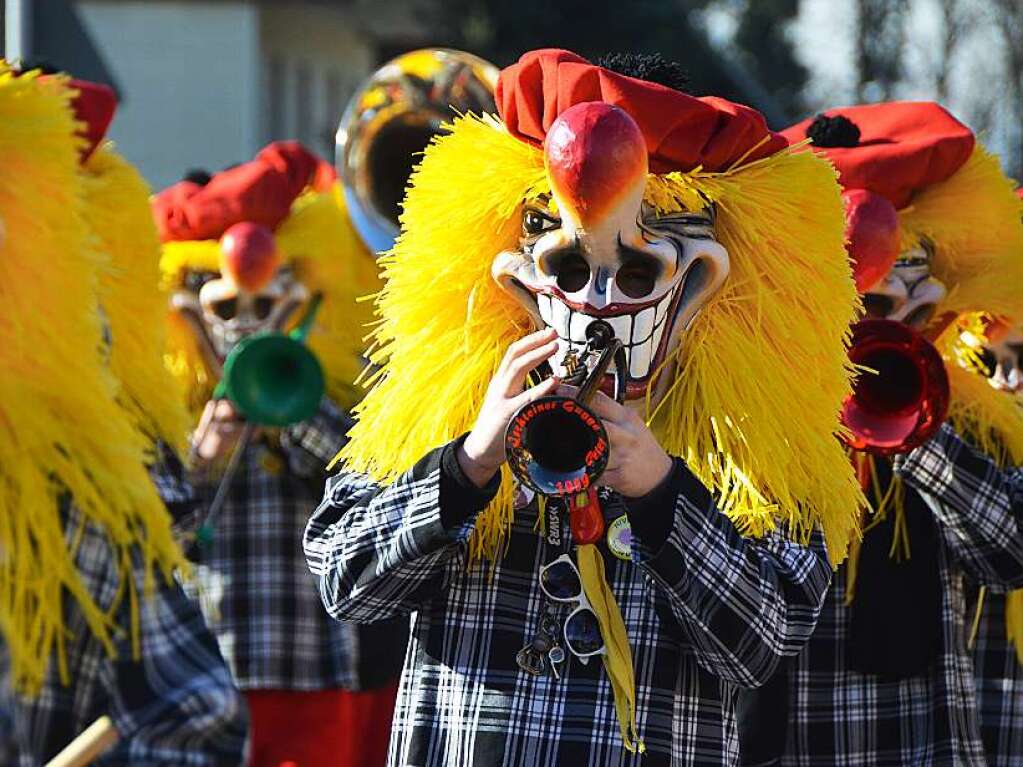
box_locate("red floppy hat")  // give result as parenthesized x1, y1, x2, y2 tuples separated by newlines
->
(782, 102, 974, 210)
(152, 141, 320, 242)
(496, 49, 787, 175)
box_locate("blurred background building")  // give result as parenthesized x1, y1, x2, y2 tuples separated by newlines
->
(4, 0, 1023, 189)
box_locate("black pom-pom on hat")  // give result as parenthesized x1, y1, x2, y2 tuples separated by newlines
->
(597, 53, 691, 94)
(807, 113, 861, 148)
(183, 169, 212, 186)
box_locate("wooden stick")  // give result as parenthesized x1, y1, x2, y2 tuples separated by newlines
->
(45, 716, 119, 767)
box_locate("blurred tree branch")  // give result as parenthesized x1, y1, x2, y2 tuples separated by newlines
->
(988, 0, 1023, 177)
(855, 0, 909, 100)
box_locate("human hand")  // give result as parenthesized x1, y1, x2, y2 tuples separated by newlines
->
(575, 388, 673, 498)
(191, 399, 257, 466)
(458, 327, 561, 488)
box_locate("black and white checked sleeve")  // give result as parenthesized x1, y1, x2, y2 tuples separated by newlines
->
(145, 441, 203, 538)
(899, 422, 1023, 588)
(627, 459, 832, 688)
(304, 437, 499, 623)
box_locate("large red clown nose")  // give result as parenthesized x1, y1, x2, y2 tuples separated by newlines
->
(843, 189, 900, 293)
(544, 102, 648, 224)
(220, 222, 280, 292)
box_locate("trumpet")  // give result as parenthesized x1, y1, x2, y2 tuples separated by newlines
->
(213, 294, 325, 428)
(335, 48, 498, 253)
(505, 320, 626, 497)
(841, 318, 950, 455)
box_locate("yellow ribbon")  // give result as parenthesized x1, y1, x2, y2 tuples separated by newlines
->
(576, 543, 645, 753)
(1006, 589, 1023, 665)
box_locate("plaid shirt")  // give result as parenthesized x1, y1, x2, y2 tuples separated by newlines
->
(779, 424, 1023, 766)
(305, 438, 832, 767)
(187, 398, 406, 693)
(2, 449, 248, 766)
(971, 588, 1023, 767)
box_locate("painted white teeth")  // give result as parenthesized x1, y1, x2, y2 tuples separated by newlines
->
(538, 294, 552, 325)
(632, 306, 655, 344)
(655, 297, 668, 327)
(569, 310, 590, 343)
(551, 298, 571, 338)
(629, 337, 652, 379)
(536, 288, 676, 382)
(607, 315, 632, 344)
(649, 320, 666, 367)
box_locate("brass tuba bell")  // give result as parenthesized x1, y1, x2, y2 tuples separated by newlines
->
(335, 48, 499, 254)
(841, 318, 950, 455)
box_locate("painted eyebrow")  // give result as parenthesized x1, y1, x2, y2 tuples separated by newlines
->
(643, 215, 716, 242)
(654, 212, 713, 224)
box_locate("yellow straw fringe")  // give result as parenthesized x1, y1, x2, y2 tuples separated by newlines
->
(161, 183, 380, 417)
(1006, 589, 1023, 665)
(82, 145, 192, 453)
(0, 66, 184, 694)
(935, 313, 1023, 467)
(901, 146, 1023, 327)
(339, 113, 864, 566)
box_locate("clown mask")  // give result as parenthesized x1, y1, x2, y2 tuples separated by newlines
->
(171, 222, 308, 372)
(492, 103, 729, 410)
(862, 237, 947, 330)
(960, 318, 1023, 393)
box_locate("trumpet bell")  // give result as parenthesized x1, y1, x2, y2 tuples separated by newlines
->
(842, 318, 949, 454)
(335, 48, 498, 254)
(221, 332, 325, 427)
(506, 396, 610, 496)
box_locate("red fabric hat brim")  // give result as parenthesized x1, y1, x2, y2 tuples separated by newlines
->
(496, 49, 787, 175)
(152, 141, 320, 242)
(781, 102, 975, 210)
(69, 80, 116, 161)
(35, 76, 116, 162)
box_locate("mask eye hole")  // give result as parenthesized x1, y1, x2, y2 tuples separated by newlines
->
(616, 259, 659, 299)
(863, 294, 895, 319)
(185, 271, 217, 293)
(212, 297, 237, 320)
(254, 296, 275, 320)
(523, 207, 559, 237)
(552, 252, 590, 293)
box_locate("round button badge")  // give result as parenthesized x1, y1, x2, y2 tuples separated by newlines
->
(606, 514, 633, 561)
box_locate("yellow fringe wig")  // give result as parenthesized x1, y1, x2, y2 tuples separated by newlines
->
(82, 144, 192, 453)
(160, 183, 381, 417)
(0, 66, 184, 694)
(937, 312, 1023, 467)
(900, 145, 1023, 328)
(339, 113, 865, 565)
(913, 146, 1023, 464)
